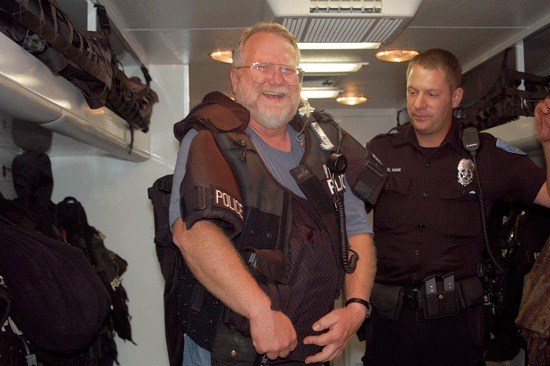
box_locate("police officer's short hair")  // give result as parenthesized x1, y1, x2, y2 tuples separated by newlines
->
(407, 48, 462, 91)
(232, 22, 301, 67)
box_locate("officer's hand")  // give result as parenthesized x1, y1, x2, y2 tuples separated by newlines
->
(535, 95, 550, 142)
(249, 309, 297, 360)
(302, 303, 367, 364)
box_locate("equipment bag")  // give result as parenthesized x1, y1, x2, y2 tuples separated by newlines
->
(2, 152, 132, 365)
(147, 174, 185, 366)
(56, 197, 133, 344)
(0, 218, 111, 354)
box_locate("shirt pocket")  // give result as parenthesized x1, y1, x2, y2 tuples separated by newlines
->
(374, 175, 411, 233)
(440, 184, 481, 238)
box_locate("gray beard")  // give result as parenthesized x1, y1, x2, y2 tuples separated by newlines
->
(251, 109, 292, 130)
(235, 96, 297, 130)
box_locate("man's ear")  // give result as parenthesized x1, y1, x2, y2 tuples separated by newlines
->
(452, 87, 464, 108)
(229, 68, 238, 94)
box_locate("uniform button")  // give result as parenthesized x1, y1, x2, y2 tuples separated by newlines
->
(422, 192, 429, 198)
(426, 163, 431, 167)
(231, 350, 238, 358)
(415, 250, 420, 256)
(418, 223, 425, 229)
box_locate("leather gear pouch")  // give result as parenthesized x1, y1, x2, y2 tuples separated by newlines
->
(370, 283, 404, 321)
(225, 248, 290, 336)
(245, 248, 290, 311)
(422, 273, 460, 319)
(211, 322, 261, 365)
(457, 276, 485, 308)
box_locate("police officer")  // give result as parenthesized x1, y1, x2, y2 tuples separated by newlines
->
(169, 22, 378, 365)
(362, 49, 550, 366)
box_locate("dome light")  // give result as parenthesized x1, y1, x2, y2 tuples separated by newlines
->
(375, 49, 419, 62)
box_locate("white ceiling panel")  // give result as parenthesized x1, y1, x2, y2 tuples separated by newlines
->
(82, 0, 550, 110)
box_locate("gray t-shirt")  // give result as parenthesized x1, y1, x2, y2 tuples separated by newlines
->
(169, 125, 372, 236)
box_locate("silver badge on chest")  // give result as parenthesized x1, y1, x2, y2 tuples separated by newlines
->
(457, 158, 475, 186)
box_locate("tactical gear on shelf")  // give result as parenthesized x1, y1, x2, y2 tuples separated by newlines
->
(0, 0, 159, 149)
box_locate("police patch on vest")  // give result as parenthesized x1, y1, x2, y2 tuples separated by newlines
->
(496, 139, 527, 155)
(457, 158, 475, 186)
(212, 187, 244, 220)
(322, 165, 346, 195)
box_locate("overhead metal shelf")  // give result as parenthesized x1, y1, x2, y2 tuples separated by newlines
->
(0, 32, 150, 162)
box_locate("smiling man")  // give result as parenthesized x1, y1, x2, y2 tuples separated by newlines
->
(167, 22, 382, 365)
(362, 49, 550, 366)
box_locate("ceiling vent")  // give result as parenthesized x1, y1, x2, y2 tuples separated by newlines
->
(266, 0, 423, 44)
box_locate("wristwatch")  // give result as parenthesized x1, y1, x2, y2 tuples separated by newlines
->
(345, 297, 372, 318)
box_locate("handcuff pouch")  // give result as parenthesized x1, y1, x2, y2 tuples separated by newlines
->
(370, 283, 404, 321)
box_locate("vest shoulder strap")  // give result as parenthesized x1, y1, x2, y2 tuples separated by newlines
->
(174, 92, 249, 141)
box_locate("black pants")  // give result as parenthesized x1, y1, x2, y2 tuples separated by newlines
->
(362, 307, 485, 366)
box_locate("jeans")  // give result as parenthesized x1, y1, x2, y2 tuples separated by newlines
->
(183, 334, 211, 366)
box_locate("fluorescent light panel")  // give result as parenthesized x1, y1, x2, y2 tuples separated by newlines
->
(301, 87, 342, 99)
(298, 42, 380, 50)
(300, 62, 366, 73)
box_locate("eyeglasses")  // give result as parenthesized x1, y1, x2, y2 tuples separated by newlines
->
(234, 62, 304, 86)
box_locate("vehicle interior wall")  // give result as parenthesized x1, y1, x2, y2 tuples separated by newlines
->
(0, 2, 548, 365)
(0, 64, 185, 366)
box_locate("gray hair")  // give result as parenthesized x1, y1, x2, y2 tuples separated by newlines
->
(232, 22, 300, 67)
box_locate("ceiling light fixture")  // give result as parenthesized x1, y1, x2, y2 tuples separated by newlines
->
(336, 94, 368, 106)
(375, 49, 419, 62)
(209, 50, 233, 63)
(301, 87, 342, 99)
(298, 42, 381, 50)
(299, 62, 368, 74)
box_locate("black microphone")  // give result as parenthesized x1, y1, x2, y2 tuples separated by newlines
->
(461, 126, 480, 155)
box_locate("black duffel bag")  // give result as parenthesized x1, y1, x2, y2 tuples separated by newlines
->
(0, 219, 111, 354)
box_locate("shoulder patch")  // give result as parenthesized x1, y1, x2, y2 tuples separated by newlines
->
(496, 139, 527, 155)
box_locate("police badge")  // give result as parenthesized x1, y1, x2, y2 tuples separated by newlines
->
(457, 158, 475, 186)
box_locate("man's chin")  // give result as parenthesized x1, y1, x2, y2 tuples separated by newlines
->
(255, 115, 289, 130)
(256, 107, 296, 128)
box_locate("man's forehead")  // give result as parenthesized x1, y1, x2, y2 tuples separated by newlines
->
(242, 33, 298, 62)
(407, 66, 448, 86)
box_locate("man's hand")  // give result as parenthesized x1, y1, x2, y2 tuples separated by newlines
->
(173, 219, 297, 360)
(535, 95, 550, 142)
(249, 308, 298, 360)
(302, 303, 367, 364)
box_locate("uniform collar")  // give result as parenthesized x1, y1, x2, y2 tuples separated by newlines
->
(393, 119, 464, 154)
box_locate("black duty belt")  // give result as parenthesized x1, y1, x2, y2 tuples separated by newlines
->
(402, 287, 422, 310)
(372, 275, 486, 320)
